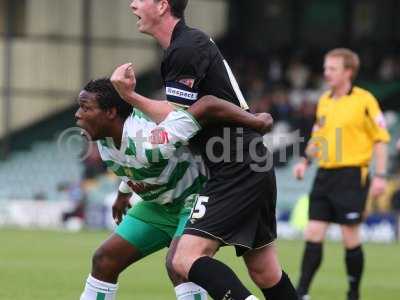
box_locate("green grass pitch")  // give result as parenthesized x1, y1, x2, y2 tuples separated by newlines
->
(0, 229, 399, 299)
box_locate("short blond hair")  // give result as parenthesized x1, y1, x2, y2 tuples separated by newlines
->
(325, 48, 360, 80)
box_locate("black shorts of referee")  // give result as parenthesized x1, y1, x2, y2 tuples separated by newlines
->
(309, 166, 370, 224)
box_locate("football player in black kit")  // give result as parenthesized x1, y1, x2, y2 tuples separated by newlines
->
(111, 1, 297, 299)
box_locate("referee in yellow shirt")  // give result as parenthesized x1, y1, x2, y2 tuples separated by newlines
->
(293, 48, 390, 300)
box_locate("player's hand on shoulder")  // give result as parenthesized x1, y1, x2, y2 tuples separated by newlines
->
(254, 113, 273, 134)
(112, 192, 132, 225)
(111, 63, 137, 100)
(293, 159, 308, 180)
(370, 176, 387, 199)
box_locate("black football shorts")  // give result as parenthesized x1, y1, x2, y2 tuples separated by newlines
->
(184, 143, 277, 256)
(309, 167, 370, 224)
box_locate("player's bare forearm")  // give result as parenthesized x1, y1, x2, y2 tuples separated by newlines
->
(373, 142, 388, 175)
(125, 92, 174, 124)
(187, 95, 273, 134)
(111, 63, 173, 124)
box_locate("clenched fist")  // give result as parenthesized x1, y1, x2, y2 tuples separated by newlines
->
(111, 63, 137, 102)
(254, 113, 274, 134)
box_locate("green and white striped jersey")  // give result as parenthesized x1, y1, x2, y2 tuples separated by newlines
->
(97, 109, 207, 205)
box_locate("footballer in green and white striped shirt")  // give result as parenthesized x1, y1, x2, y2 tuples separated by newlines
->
(98, 106, 207, 207)
(76, 78, 208, 300)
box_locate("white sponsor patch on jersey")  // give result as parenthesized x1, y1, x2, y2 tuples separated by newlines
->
(166, 87, 198, 101)
(150, 127, 170, 144)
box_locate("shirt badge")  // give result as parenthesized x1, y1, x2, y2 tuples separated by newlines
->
(150, 127, 170, 144)
(375, 113, 387, 129)
(178, 78, 195, 89)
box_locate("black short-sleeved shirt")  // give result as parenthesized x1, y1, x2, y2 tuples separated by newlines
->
(161, 20, 262, 174)
(162, 21, 277, 253)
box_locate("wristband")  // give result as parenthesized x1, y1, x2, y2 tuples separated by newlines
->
(119, 181, 133, 194)
(374, 173, 388, 179)
(300, 156, 312, 165)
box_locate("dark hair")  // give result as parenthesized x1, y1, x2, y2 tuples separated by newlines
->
(83, 78, 133, 120)
(157, 0, 187, 19)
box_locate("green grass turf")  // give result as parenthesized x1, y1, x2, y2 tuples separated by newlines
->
(0, 229, 399, 300)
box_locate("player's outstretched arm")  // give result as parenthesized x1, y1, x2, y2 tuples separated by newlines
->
(111, 63, 173, 123)
(187, 95, 273, 134)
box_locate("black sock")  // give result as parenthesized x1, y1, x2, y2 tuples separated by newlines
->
(262, 271, 298, 300)
(188, 256, 252, 300)
(297, 241, 323, 296)
(345, 245, 364, 294)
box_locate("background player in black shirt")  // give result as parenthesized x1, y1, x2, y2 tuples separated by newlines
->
(111, 1, 297, 299)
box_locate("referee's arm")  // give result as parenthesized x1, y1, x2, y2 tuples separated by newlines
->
(365, 94, 390, 198)
(293, 120, 321, 180)
(374, 142, 388, 177)
(370, 142, 388, 198)
(293, 141, 315, 180)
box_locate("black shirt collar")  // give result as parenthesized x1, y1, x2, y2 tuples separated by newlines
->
(329, 85, 354, 99)
(171, 19, 187, 43)
(348, 85, 354, 95)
